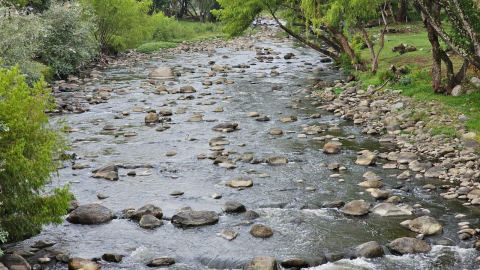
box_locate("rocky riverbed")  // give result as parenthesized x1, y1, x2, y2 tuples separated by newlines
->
(1, 21, 480, 270)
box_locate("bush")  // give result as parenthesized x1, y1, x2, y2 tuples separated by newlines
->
(82, 0, 153, 53)
(0, 65, 71, 241)
(350, 34, 367, 51)
(40, 2, 99, 79)
(0, 9, 46, 84)
(398, 75, 413, 86)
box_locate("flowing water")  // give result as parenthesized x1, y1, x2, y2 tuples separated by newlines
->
(15, 27, 480, 270)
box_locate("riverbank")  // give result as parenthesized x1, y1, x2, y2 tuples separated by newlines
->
(353, 22, 480, 140)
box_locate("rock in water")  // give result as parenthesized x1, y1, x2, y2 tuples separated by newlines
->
(145, 112, 159, 123)
(371, 203, 412, 217)
(139, 214, 163, 229)
(323, 142, 341, 154)
(353, 241, 385, 258)
(424, 166, 446, 178)
(66, 204, 115, 224)
(147, 67, 173, 79)
(171, 208, 219, 226)
(222, 201, 246, 213)
(388, 237, 431, 254)
(217, 230, 238, 241)
(247, 257, 277, 270)
(355, 150, 377, 165)
(250, 224, 274, 238)
(147, 256, 175, 267)
(280, 258, 309, 268)
(226, 178, 253, 188)
(133, 204, 163, 220)
(267, 156, 288, 165)
(408, 216, 443, 235)
(68, 257, 101, 270)
(341, 200, 370, 216)
(102, 253, 124, 263)
(92, 165, 118, 181)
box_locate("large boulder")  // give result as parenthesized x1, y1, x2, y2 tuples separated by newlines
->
(171, 208, 219, 226)
(133, 204, 163, 220)
(352, 241, 385, 258)
(323, 142, 341, 154)
(388, 237, 431, 255)
(1, 254, 31, 270)
(250, 224, 274, 238)
(358, 180, 383, 188)
(341, 200, 370, 216)
(68, 257, 101, 270)
(147, 67, 174, 79)
(408, 216, 443, 235)
(371, 203, 412, 217)
(355, 150, 377, 165)
(66, 204, 115, 224)
(247, 257, 277, 270)
(92, 165, 118, 181)
(139, 214, 163, 229)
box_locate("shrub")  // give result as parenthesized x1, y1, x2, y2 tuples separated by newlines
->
(40, 2, 99, 79)
(82, 0, 152, 53)
(398, 75, 413, 86)
(0, 9, 45, 84)
(0, 65, 71, 240)
(350, 34, 367, 51)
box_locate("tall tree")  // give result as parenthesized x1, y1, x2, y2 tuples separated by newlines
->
(0, 66, 71, 240)
(414, 0, 475, 92)
(215, 0, 387, 71)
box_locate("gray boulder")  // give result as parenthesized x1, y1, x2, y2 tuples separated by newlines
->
(139, 214, 163, 229)
(92, 165, 118, 181)
(408, 216, 443, 235)
(66, 204, 115, 224)
(222, 201, 246, 213)
(341, 200, 370, 216)
(171, 208, 219, 226)
(133, 204, 163, 220)
(371, 203, 412, 217)
(353, 241, 385, 258)
(388, 237, 431, 255)
(355, 150, 377, 165)
(246, 257, 277, 270)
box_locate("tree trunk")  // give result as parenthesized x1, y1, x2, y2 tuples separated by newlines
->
(395, 0, 408, 22)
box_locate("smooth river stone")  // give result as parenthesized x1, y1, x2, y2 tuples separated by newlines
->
(341, 200, 370, 216)
(226, 178, 253, 188)
(171, 208, 219, 226)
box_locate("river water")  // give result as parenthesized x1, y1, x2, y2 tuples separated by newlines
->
(17, 27, 480, 270)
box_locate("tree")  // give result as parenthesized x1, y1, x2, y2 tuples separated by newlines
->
(82, 0, 153, 53)
(414, 0, 476, 92)
(40, 2, 99, 79)
(215, 0, 387, 71)
(0, 65, 71, 241)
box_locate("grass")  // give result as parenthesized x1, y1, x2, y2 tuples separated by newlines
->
(137, 42, 177, 53)
(137, 20, 226, 53)
(351, 22, 480, 140)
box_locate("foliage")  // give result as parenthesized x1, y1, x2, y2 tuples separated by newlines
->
(0, 66, 71, 241)
(398, 75, 413, 85)
(0, 9, 46, 84)
(137, 42, 177, 53)
(150, 13, 224, 43)
(40, 2, 99, 78)
(350, 35, 367, 51)
(82, 0, 153, 53)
